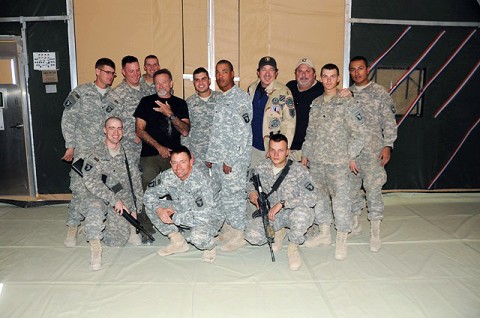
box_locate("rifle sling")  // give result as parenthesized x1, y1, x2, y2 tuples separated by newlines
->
(266, 159, 293, 199)
(123, 148, 138, 212)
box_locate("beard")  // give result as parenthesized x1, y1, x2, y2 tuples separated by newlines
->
(157, 88, 168, 97)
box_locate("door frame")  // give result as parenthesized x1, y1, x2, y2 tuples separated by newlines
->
(0, 35, 36, 196)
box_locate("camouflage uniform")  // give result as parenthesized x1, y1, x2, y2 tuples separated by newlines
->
(61, 82, 116, 227)
(108, 80, 149, 166)
(349, 82, 397, 221)
(205, 85, 252, 230)
(245, 160, 317, 245)
(144, 165, 224, 250)
(247, 79, 296, 151)
(182, 91, 221, 171)
(81, 142, 143, 246)
(302, 93, 364, 232)
(139, 76, 156, 96)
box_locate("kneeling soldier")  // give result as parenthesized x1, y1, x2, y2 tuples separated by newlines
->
(82, 117, 144, 271)
(245, 134, 317, 270)
(144, 146, 224, 262)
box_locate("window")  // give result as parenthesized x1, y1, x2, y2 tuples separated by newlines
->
(370, 67, 426, 116)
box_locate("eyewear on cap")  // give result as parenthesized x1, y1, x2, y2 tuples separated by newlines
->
(99, 69, 117, 77)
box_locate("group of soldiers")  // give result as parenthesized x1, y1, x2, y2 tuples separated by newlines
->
(61, 54, 397, 271)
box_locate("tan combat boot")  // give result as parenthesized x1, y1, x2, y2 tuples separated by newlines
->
(287, 243, 301, 271)
(272, 228, 287, 252)
(304, 224, 332, 248)
(128, 226, 142, 246)
(217, 223, 234, 242)
(89, 239, 102, 271)
(64, 226, 78, 247)
(349, 214, 362, 236)
(203, 247, 216, 263)
(370, 220, 382, 252)
(335, 231, 348, 260)
(220, 229, 246, 252)
(157, 232, 189, 256)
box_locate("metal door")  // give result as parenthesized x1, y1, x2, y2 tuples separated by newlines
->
(0, 36, 35, 196)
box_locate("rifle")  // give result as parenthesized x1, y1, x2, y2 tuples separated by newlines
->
(71, 158, 155, 242)
(251, 172, 275, 262)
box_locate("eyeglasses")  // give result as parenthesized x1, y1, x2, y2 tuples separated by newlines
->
(99, 69, 117, 77)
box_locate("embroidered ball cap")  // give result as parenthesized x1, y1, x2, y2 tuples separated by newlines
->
(295, 57, 316, 70)
(258, 56, 278, 70)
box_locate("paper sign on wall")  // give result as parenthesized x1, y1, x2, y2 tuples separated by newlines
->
(33, 52, 57, 71)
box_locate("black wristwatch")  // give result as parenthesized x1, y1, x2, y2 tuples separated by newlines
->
(169, 114, 177, 121)
(280, 200, 286, 209)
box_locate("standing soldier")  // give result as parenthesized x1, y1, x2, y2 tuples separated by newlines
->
(205, 60, 252, 252)
(108, 56, 148, 167)
(182, 67, 221, 171)
(302, 63, 364, 260)
(247, 56, 295, 167)
(139, 55, 160, 95)
(245, 134, 317, 270)
(61, 57, 117, 248)
(348, 56, 397, 252)
(144, 146, 224, 262)
(81, 117, 144, 270)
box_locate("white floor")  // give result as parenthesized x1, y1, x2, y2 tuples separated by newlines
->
(0, 193, 479, 318)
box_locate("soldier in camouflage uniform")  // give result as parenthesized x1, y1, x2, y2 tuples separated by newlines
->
(81, 117, 144, 270)
(108, 56, 149, 167)
(246, 134, 317, 270)
(302, 64, 364, 261)
(139, 55, 160, 96)
(204, 60, 252, 252)
(61, 58, 117, 248)
(182, 67, 221, 172)
(247, 56, 296, 167)
(144, 146, 224, 263)
(348, 56, 397, 252)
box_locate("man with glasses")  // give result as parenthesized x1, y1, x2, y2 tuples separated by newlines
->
(61, 57, 117, 248)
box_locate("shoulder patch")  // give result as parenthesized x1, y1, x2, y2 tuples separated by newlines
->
(236, 104, 251, 124)
(63, 91, 80, 108)
(84, 163, 93, 171)
(195, 196, 204, 207)
(303, 180, 314, 191)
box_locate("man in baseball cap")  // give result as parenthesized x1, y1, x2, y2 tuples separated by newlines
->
(247, 56, 296, 168)
(287, 58, 324, 162)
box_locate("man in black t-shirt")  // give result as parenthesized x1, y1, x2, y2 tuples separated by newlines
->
(134, 68, 190, 242)
(286, 58, 324, 162)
